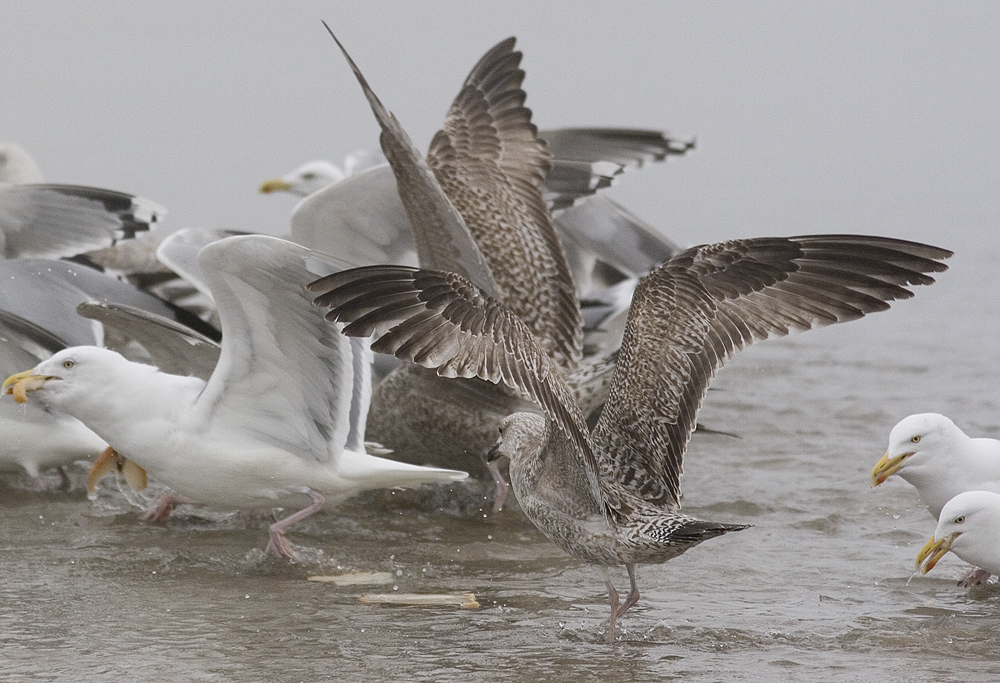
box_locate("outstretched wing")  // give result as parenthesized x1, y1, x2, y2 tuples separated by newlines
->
(325, 25, 498, 297)
(541, 128, 694, 212)
(0, 184, 164, 259)
(593, 235, 952, 513)
(426, 37, 582, 370)
(76, 301, 220, 380)
(192, 235, 368, 464)
(308, 265, 608, 512)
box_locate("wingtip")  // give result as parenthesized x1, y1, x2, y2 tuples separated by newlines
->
(321, 23, 393, 127)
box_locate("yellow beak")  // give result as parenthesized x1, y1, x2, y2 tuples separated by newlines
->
(2, 369, 51, 404)
(915, 533, 959, 574)
(870, 451, 912, 488)
(259, 178, 293, 194)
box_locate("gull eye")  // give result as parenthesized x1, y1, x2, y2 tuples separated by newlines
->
(910, 435, 921, 443)
(302, 172, 316, 180)
(954, 515, 966, 524)
(62, 359, 75, 370)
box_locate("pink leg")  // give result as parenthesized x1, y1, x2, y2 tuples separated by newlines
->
(143, 492, 196, 522)
(265, 490, 325, 560)
(603, 569, 621, 644)
(959, 566, 993, 588)
(486, 459, 510, 513)
(615, 564, 641, 619)
(56, 467, 72, 491)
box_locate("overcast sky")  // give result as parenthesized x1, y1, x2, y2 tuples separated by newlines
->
(3, 2, 997, 253)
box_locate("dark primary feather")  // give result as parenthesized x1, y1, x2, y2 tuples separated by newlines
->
(592, 235, 952, 515)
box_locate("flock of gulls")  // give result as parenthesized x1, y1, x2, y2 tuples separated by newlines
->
(1, 28, 994, 642)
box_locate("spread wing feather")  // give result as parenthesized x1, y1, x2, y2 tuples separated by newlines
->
(592, 235, 952, 513)
(309, 265, 606, 512)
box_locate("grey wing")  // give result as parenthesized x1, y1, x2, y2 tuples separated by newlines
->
(288, 163, 418, 268)
(540, 128, 695, 211)
(592, 235, 952, 513)
(308, 265, 601, 491)
(192, 235, 363, 463)
(543, 128, 694, 168)
(0, 309, 67, 362)
(555, 196, 679, 285)
(325, 26, 498, 296)
(0, 184, 164, 259)
(425, 37, 582, 370)
(0, 258, 181, 347)
(155, 227, 252, 302)
(76, 301, 220, 380)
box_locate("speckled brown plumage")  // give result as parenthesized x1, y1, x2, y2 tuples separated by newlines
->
(310, 234, 951, 639)
(325, 31, 585, 500)
(425, 37, 582, 369)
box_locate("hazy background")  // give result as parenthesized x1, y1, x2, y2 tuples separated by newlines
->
(3, 1, 997, 254)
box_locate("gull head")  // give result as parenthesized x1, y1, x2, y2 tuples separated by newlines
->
(259, 160, 344, 197)
(871, 413, 964, 488)
(488, 413, 547, 465)
(2, 346, 125, 412)
(916, 490, 1000, 576)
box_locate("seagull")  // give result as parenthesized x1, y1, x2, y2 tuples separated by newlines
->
(259, 151, 386, 196)
(3, 235, 467, 558)
(872, 413, 1000, 585)
(309, 233, 951, 640)
(0, 142, 165, 260)
(916, 490, 1000, 579)
(0, 256, 208, 491)
(0, 309, 107, 489)
(872, 413, 1000, 519)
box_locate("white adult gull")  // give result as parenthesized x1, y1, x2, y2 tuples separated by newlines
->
(0, 309, 107, 489)
(310, 234, 951, 640)
(916, 490, 1000, 579)
(872, 413, 1000, 584)
(3, 235, 467, 558)
(872, 413, 1000, 518)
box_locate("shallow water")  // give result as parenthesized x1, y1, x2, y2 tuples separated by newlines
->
(3, 241, 1000, 682)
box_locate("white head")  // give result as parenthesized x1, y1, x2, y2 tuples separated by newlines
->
(259, 160, 345, 197)
(3, 346, 159, 418)
(0, 142, 44, 183)
(871, 413, 967, 487)
(917, 490, 1000, 576)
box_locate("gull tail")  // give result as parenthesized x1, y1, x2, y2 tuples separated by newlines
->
(338, 450, 469, 489)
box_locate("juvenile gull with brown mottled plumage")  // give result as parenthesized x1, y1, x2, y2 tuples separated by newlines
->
(310, 234, 951, 640)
